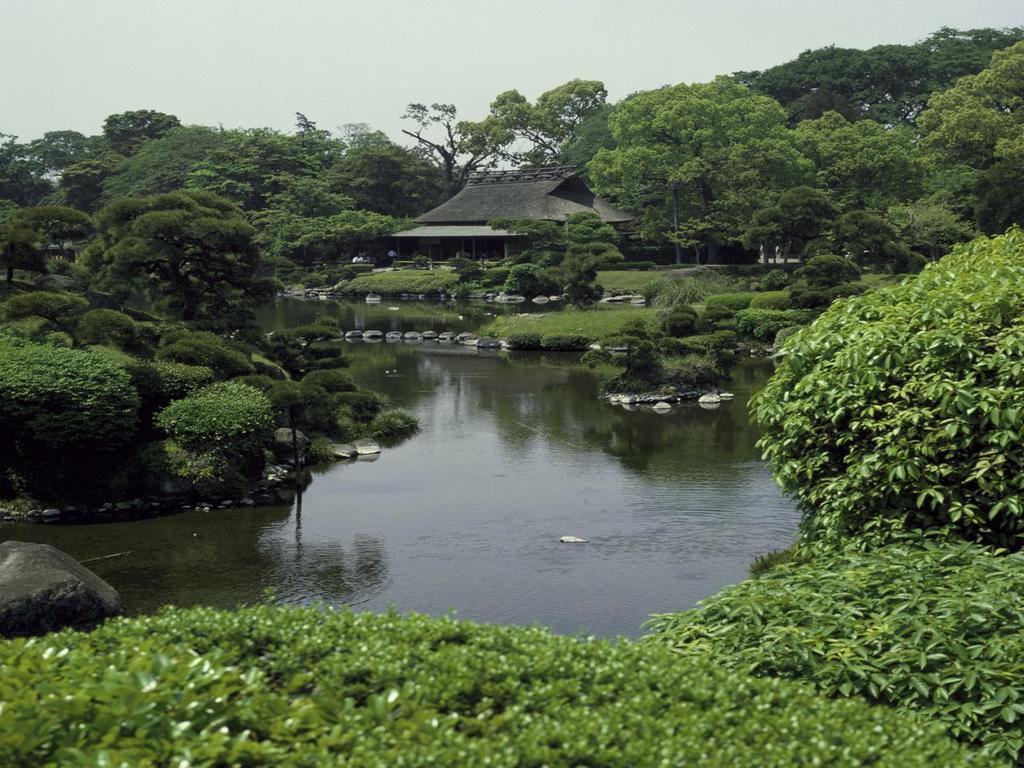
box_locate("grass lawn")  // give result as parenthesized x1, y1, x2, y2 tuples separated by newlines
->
(597, 270, 668, 293)
(340, 269, 461, 295)
(478, 306, 658, 341)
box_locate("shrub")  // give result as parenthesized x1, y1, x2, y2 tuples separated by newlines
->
(647, 540, 1024, 764)
(1, 291, 88, 331)
(0, 337, 138, 449)
(156, 381, 273, 451)
(645, 269, 733, 308)
(789, 281, 865, 309)
(367, 409, 419, 438)
(661, 353, 723, 387)
(753, 230, 1024, 549)
(705, 291, 757, 310)
(698, 304, 735, 330)
(539, 333, 590, 351)
(662, 305, 698, 337)
(735, 308, 815, 341)
(481, 266, 510, 287)
(748, 290, 792, 310)
(301, 369, 356, 393)
(795, 254, 860, 288)
(505, 332, 543, 350)
(754, 269, 791, 291)
(503, 263, 557, 297)
(772, 325, 805, 347)
(74, 309, 139, 349)
(0, 606, 985, 766)
(334, 390, 385, 423)
(156, 330, 253, 379)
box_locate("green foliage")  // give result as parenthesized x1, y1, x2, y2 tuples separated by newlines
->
(754, 269, 791, 291)
(503, 263, 556, 297)
(367, 409, 419, 438)
(538, 334, 590, 351)
(479, 307, 657, 343)
(0, 606, 982, 767)
(504, 332, 543, 350)
(773, 325, 806, 347)
(704, 292, 757, 310)
(743, 186, 837, 259)
(0, 220, 44, 282)
(753, 229, 1024, 549)
(735, 308, 816, 340)
(644, 269, 734, 308)
(300, 369, 355, 393)
(102, 109, 181, 156)
(0, 337, 138, 450)
(748, 290, 793, 310)
(128, 360, 216, 413)
(334, 390, 386, 423)
(662, 305, 698, 337)
(795, 253, 861, 287)
(156, 330, 253, 380)
(75, 309, 139, 349)
(833, 210, 913, 271)
(789, 281, 865, 309)
(1, 291, 87, 332)
(155, 381, 272, 451)
(647, 540, 1024, 763)
(339, 269, 460, 296)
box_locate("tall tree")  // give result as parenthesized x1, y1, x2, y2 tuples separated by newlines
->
(87, 190, 273, 320)
(0, 221, 43, 282)
(59, 153, 124, 213)
(400, 102, 513, 197)
(102, 125, 225, 202)
(14, 205, 93, 253)
(0, 134, 54, 207)
(102, 110, 181, 156)
(489, 79, 608, 166)
(589, 77, 809, 260)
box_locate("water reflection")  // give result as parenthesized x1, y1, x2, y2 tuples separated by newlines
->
(1, 299, 799, 637)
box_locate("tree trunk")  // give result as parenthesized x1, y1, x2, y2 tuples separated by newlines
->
(5, 266, 12, 282)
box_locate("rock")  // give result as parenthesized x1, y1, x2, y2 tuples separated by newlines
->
(344, 330, 364, 339)
(0, 542, 123, 637)
(532, 296, 550, 304)
(363, 330, 384, 339)
(354, 439, 381, 455)
(273, 428, 310, 461)
(438, 332, 457, 342)
(422, 330, 439, 340)
(41, 508, 61, 519)
(404, 331, 422, 340)
(477, 336, 502, 349)
(559, 536, 588, 543)
(386, 331, 403, 342)
(331, 443, 358, 459)
(652, 402, 672, 412)
(698, 393, 721, 405)
(718, 392, 735, 400)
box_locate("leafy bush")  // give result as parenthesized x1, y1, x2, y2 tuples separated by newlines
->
(698, 303, 736, 330)
(735, 308, 815, 340)
(795, 254, 861, 287)
(505, 332, 543, 350)
(772, 325, 805, 347)
(753, 230, 1024, 549)
(662, 305, 698, 337)
(748, 290, 792, 310)
(0, 606, 985, 766)
(647, 540, 1024, 764)
(705, 291, 757, 310)
(0, 337, 138, 449)
(662, 330, 738, 356)
(503, 263, 557, 297)
(74, 309, 140, 349)
(156, 330, 253, 380)
(300, 369, 356, 393)
(128, 360, 216, 411)
(367, 409, 419, 438)
(156, 381, 273, 451)
(1, 291, 88, 331)
(481, 266, 510, 287)
(789, 281, 865, 309)
(645, 269, 733, 308)
(539, 333, 590, 351)
(754, 269, 791, 291)
(334, 390, 385, 423)
(340, 270, 460, 295)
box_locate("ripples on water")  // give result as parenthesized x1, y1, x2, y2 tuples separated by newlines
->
(2, 300, 799, 637)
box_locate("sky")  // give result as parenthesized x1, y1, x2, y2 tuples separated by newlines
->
(2, 0, 1023, 145)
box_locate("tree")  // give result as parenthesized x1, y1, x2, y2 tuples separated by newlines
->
(60, 153, 124, 213)
(14, 205, 93, 252)
(832, 210, 913, 271)
(792, 112, 924, 210)
(401, 102, 513, 197)
(0, 133, 53, 207)
(102, 125, 226, 201)
(88, 190, 273, 320)
(328, 130, 445, 216)
(489, 79, 608, 166)
(26, 130, 101, 180)
(0, 220, 43, 281)
(743, 186, 837, 260)
(589, 77, 809, 260)
(102, 110, 181, 156)
(886, 201, 976, 260)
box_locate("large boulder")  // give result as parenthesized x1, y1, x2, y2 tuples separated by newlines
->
(0, 541, 123, 637)
(273, 427, 310, 463)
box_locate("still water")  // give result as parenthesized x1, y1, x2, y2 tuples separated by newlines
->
(4, 299, 800, 637)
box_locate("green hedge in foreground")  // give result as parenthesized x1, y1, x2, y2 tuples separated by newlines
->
(0, 607, 988, 767)
(339, 270, 460, 295)
(647, 540, 1024, 764)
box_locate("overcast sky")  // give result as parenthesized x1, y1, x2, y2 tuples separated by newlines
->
(3, 0, 1022, 145)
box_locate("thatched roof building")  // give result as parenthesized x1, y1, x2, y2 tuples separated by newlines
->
(392, 166, 632, 260)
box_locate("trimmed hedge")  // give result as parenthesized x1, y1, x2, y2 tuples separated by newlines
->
(505, 332, 543, 350)
(340, 270, 460, 295)
(0, 337, 139, 449)
(753, 229, 1024, 549)
(156, 330, 254, 380)
(539, 333, 590, 351)
(155, 381, 273, 451)
(735, 308, 816, 341)
(647, 540, 1024, 764)
(704, 291, 757, 310)
(0, 606, 987, 766)
(748, 290, 792, 310)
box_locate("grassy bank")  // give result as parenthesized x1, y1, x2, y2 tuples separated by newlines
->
(336, 269, 461, 295)
(597, 270, 667, 293)
(478, 306, 658, 341)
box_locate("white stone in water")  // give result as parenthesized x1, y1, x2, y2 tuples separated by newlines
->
(698, 393, 721, 404)
(652, 401, 672, 412)
(354, 439, 381, 455)
(718, 392, 735, 400)
(559, 535, 588, 543)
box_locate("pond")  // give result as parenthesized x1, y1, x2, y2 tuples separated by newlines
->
(3, 298, 800, 637)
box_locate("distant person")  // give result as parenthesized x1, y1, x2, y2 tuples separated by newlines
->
(387, 249, 397, 264)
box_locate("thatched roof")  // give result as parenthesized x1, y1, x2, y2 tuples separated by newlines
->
(415, 166, 633, 225)
(393, 225, 514, 239)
